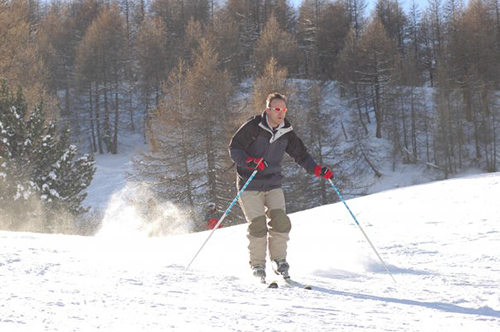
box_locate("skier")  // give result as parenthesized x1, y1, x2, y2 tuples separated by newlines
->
(205, 202, 223, 230)
(229, 92, 333, 280)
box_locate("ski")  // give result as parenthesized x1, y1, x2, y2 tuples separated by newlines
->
(254, 271, 311, 290)
(282, 277, 312, 290)
(267, 280, 279, 289)
(256, 276, 311, 290)
(256, 276, 279, 288)
(273, 269, 313, 290)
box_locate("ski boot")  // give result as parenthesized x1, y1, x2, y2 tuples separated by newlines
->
(272, 259, 290, 279)
(251, 265, 266, 283)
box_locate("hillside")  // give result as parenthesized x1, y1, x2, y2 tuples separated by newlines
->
(1, 173, 499, 331)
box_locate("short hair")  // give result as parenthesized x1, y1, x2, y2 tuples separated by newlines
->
(266, 92, 287, 107)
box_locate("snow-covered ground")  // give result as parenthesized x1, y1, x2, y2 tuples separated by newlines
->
(84, 133, 147, 212)
(1, 170, 499, 331)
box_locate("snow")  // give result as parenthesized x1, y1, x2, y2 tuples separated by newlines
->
(84, 133, 147, 211)
(13, 184, 28, 201)
(1, 166, 500, 331)
(49, 189, 60, 198)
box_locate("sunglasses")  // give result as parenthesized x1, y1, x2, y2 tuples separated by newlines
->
(266, 107, 288, 113)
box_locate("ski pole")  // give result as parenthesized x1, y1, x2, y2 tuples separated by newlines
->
(328, 179, 396, 284)
(184, 169, 259, 273)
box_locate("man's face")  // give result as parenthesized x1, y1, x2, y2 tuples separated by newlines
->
(266, 98, 287, 128)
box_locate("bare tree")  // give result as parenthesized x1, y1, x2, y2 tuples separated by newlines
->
(342, 0, 368, 39)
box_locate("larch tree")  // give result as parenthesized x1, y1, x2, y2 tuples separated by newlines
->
(297, 0, 330, 78)
(136, 15, 170, 140)
(0, 0, 52, 109)
(132, 61, 200, 223)
(358, 18, 398, 139)
(75, 4, 127, 154)
(375, 0, 408, 53)
(316, 1, 352, 80)
(253, 14, 300, 76)
(342, 0, 368, 39)
(184, 40, 235, 210)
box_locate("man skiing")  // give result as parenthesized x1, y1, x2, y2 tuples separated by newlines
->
(229, 92, 333, 280)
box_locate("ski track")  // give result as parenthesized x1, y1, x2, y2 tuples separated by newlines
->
(1, 238, 499, 332)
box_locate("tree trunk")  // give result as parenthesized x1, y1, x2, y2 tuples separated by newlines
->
(354, 82, 368, 134)
(400, 91, 409, 161)
(89, 84, 97, 153)
(95, 82, 103, 154)
(113, 85, 119, 154)
(410, 87, 418, 162)
(103, 54, 111, 153)
(205, 125, 217, 203)
(374, 80, 382, 138)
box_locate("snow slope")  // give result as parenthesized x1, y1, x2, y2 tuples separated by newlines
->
(84, 133, 147, 211)
(1, 173, 499, 331)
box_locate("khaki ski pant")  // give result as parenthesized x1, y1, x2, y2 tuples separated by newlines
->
(238, 188, 291, 267)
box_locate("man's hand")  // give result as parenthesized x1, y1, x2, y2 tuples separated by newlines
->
(245, 157, 268, 171)
(314, 165, 333, 179)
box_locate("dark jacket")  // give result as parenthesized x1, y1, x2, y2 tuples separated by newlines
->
(229, 112, 317, 191)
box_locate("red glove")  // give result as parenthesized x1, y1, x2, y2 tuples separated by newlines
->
(245, 157, 267, 171)
(314, 165, 333, 179)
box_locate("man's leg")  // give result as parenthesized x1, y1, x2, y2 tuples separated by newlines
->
(265, 188, 291, 263)
(239, 191, 267, 267)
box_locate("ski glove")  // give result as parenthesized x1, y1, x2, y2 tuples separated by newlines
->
(245, 157, 268, 171)
(314, 165, 333, 179)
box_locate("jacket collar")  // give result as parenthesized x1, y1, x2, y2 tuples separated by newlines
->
(259, 112, 293, 143)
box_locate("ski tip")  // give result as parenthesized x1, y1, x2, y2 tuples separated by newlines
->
(268, 281, 279, 289)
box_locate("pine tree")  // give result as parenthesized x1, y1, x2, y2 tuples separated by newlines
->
(0, 81, 95, 232)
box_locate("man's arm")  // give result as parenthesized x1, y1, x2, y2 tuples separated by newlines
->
(285, 131, 317, 174)
(228, 118, 257, 167)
